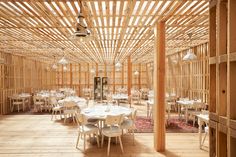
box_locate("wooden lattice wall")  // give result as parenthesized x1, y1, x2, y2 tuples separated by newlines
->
(0, 52, 56, 115)
(166, 42, 209, 103)
(55, 63, 149, 96)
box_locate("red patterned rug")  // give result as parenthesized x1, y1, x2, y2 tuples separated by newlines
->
(134, 116, 198, 133)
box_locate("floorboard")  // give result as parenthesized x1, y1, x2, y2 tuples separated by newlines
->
(0, 114, 208, 157)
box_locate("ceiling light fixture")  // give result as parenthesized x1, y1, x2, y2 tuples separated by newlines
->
(52, 55, 58, 69)
(70, 0, 95, 43)
(183, 33, 197, 61)
(134, 70, 139, 75)
(58, 48, 68, 65)
(63, 65, 67, 71)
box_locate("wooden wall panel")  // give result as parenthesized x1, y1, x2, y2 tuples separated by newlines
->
(0, 52, 56, 115)
(166, 43, 209, 103)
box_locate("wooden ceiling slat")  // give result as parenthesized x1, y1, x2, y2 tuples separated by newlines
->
(0, 0, 209, 64)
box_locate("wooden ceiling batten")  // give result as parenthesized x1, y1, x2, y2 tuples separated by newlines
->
(0, 0, 209, 64)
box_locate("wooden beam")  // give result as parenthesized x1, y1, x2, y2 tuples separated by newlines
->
(127, 56, 132, 96)
(154, 21, 166, 152)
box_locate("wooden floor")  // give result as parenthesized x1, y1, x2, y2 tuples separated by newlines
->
(0, 114, 209, 157)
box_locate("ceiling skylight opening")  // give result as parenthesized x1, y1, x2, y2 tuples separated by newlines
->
(16, 2, 33, 16)
(104, 17, 107, 26)
(146, 1, 155, 15)
(74, 1, 81, 14)
(52, 2, 63, 16)
(102, 1, 106, 15)
(29, 17, 38, 25)
(66, 1, 76, 16)
(63, 17, 72, 27)
(42, 17, 52, 27)
(59, 19, 66, 27)
(123, 1, 128, 15)
(133, 1, 140, 15)
(4, 19, 17, 27)
(181, 1, 198, 15)
(8, 2, 23, 14)
(110, 18, 113, 26)
(152, 1, 163, 15)
(134, 17, 140, 26)
(128, 16, 134, 26)
(115, 17, 119, 26)
(116, 1, 120, 14)
(118, 28, 121, 34)
(144, 16, 152, 26)
(1, 2, 19, 16)
(109, 28, 112, 35)
(98, 17, 102, 27)
(44, 2, 57, 16)
(109, 1, 113, 15)
(140, 1, 148, 15)
(159, 1, 171, 15)
(130, 27, 135, 34)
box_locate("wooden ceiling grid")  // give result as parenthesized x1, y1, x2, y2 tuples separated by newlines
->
(0, 0, 209, 65)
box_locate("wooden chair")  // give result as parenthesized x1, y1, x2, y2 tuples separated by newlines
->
(11, 96, 24, 112)
(75, 112, 100, 151)
(101, 114, 124, 156)
(33, 96, 45, 112)
(50, 97, 63, 120)
(131, 90, 141, 105)
(120, 109, 137, 145)
(63, 101, 78, 123)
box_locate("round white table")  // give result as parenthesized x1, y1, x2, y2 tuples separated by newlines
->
(81, 104, 132, 120)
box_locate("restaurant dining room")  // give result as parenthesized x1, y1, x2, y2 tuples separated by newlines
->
(0, 0, 236, 157)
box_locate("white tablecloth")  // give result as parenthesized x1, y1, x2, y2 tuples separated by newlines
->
(81, 105, 132, 120)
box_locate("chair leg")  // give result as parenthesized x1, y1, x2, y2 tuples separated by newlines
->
(202, 132, 208, 145)
(107, 137, 111, 156)
(64, 114, 67, 123)
(132, 129, 135, 145)
(76, 132, 80, 148)
(17, 105, 20, 112)
(96, 133, 100, 148)
(118, 136, 124, 153)
(101, 135, 104, 147)
(51, 111, 54, 120)
(83, 134, 86, 151)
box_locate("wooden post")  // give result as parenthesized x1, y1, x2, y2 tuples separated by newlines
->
(87, 63, 90, 88)
(127, 56, 132, 96)
(70, 63, 72, 88)
(112, 64, 115, 93)
(104, 63, 107, 77)
(154, 21, 166, 152)
(138, 63, 141, 89)
(121, 63, 124, 87)
(96, 63, 98, 77)
(61, 65, 64, 87)
(78, 64, 81, 96)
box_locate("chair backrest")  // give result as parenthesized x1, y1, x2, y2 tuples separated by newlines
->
(75, 112, 86, 125)
(63, 101, 77, 109)
(49, 97, 58, 106)
(105, 114, 123, 126)
(201, 110, 209, 115)
(12, 96, 23, 103)
(33, 96, 44, 103)
(131, 109, 137, 120)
